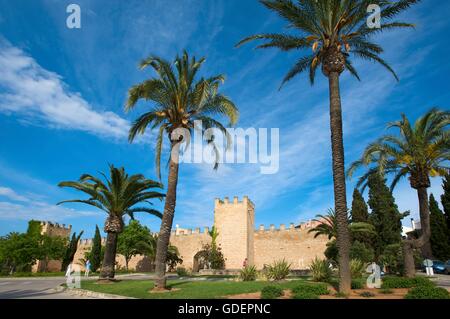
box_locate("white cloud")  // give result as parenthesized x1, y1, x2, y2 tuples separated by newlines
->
(0, 183, 97, 222)
(0, 200, 97, 222)
(0, 39, 130, 139)
(0, 186, 29, 202)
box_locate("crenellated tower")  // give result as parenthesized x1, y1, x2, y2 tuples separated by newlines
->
(214, 196, 255, 269)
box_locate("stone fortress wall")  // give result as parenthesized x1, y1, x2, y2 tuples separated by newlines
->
(34, 196, 329, 272)
(169, 196, 328, 271)
(32, 222, 72, 272)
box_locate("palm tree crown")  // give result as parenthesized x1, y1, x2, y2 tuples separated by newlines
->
(309, 208, 375, 240)
(237, 0, 419, 86)
(347, 108, 450, 191)
(57, 165, 165, 232)
(126, 51, 239, 179)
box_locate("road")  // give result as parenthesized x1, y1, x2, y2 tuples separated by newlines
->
(0, 273, 158, 299)
(0, 277, 90, 299)
(431, 274, 450, 290)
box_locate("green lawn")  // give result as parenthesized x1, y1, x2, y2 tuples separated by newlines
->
(81, 279, 310, 299)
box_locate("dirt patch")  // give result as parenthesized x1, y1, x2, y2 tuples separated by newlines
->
(227, 292, 261, 299)
(227, 288, 409, 300)
(96, 279, 122, 284)
(321, 288, 409, 300)
(149, 288, 181, 294)
(226, 290, 293, 299)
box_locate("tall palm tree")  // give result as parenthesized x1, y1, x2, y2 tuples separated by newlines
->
(347, 109, 450, 277)
(126, 51, 238, 290)
(309, 208, 375, 240)
(57, 165, 164, 280)
(236, 0, 419, 292)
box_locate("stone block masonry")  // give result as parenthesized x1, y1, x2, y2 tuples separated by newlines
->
(47, 196, 328, 272)
(168, 196, 328, 271)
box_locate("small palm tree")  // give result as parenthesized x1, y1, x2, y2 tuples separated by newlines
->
(309, 208, 375, 240)
(347, 108, 450, 277)
(57, 165, 165, 280)
(208, 226, 219, 250)
(126, 51, 238, 289)
(236, 0, 419, 293)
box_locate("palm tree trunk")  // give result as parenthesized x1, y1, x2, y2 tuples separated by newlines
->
(403, 240, 415, 278)
(154, 146, 180, 290)
(100, 232, 117, 280)
(328, 72, 351, 293)
(417, 187, 433, 259)
(403, 187, 432, 277)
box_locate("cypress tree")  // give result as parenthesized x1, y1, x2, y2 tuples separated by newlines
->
(90, 225, 102, 272)
(351, 188, 372, 246)
(61, 231, 84, 271)
(429, 194, 450, 260)
(351, 188, 369, 223)
(367, 174, 404, 257)
(441, 174, 450, 234)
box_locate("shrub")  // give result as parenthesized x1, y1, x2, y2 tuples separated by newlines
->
(359, 291, 376, 298)
(380, 289, 393, 294)
(309, 257, 332, 282)
(292, 283, 329, 296)
(334, 292, 348, 298)
(324, 240, 338, 262)
(240, 265, 257, 282)
(350, 259, 367, 279)
(351, 278, 365, 290)
(350, 241, 375, 264)
(265, 259, 291, 281)
(381, 276, 435, 289)
(405, 286, 450, 299)
(261, 286, 284, 299)
(292, 291, 319, 299)
(176, 267, 189, 277)
(196, 244, 225, 270)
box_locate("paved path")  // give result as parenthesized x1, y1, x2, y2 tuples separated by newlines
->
(0, 277, 90, 299)
(430, 274, 450, 290)
(0, 273, 161, 299)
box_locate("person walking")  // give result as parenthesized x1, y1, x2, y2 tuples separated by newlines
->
(85, 259, 91, 277)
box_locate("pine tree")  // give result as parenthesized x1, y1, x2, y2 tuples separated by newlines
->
(430, 194, 450, 260)
(367, 174, 405, 258)
(441, 174, 450, 234)
(90, 225, 102, 272)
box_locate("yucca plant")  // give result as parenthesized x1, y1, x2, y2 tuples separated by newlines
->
(240, 265, 258, 281)
(309, 257, 332, 282)
(265, 259, 291, 281)
(350, 259, 367, 279)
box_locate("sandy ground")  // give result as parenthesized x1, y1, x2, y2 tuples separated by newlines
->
(227, 287, 410, 300)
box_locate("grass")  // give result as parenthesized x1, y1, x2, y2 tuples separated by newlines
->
(81, 279, 309, 299)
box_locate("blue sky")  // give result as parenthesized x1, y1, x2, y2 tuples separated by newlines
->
(0, 0, 449, 238)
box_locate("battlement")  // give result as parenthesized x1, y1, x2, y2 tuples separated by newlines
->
(214, 196, 255, 208)
(40, 221, 72, 231)
(256, 220, 320, 232)
(171, 227, 210, 237)
(78, 238, 107, 246)
(257, 223, 297, 232)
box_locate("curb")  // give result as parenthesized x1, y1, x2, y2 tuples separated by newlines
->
(55, 285, 136, 299)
